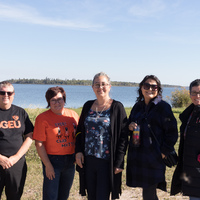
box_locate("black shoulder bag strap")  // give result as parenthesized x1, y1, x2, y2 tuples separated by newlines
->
(145, 118, 178, 168)
(144, 101, 162, 147)
(145, 118, 161, 147)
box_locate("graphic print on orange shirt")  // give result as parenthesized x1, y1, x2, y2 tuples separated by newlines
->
(55, 121, 77, 149)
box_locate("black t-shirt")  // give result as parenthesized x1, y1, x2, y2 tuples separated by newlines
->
(0, 104, 34, 157)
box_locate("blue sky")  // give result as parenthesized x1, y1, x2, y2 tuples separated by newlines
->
(0, 0, 199, 86)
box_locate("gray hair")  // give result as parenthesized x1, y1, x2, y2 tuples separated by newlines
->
(92, 72, 111, 85)
(0, 81, 14, 92)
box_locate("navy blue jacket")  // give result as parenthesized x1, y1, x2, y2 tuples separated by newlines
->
(126, 98, 178, 190)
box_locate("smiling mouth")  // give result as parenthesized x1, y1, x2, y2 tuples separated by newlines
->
(146, 92, 155, 94)
(3, 97, 9, 100)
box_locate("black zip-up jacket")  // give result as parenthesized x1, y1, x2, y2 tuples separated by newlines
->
(171, 104, 200, 197)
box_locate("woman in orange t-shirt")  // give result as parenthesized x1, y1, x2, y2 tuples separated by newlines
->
(33, 86, 79, 200)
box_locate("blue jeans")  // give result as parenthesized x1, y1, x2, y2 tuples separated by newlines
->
(42, 154, 75, 200)
(190, 197, 200, 200)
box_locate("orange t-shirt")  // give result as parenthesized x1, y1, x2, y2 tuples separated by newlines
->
(33, 108, 79, 155)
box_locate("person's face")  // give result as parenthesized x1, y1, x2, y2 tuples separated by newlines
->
(141, 78, 158, 104)
(92, 76, 111, 99)
(49, 92, 65, 114)
(0, 85, 15, 109)
(190, 85, 200, 106)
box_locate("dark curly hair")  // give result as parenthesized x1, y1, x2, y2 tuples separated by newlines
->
(136, 75, 163, 103)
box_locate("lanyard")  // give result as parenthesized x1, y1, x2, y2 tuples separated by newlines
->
(184, 111, 193, 139)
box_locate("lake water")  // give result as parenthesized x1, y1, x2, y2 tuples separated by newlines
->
(12, 84, 182, 109)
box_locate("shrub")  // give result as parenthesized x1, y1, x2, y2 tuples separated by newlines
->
(168, 87, 191, 108)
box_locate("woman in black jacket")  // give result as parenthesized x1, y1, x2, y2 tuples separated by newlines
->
(75, 72, 128, 200)
(171, 79, 200, 200)
(126, 75, 178, 200)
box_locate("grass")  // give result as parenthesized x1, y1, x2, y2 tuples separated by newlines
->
(1, 107, 184, 200)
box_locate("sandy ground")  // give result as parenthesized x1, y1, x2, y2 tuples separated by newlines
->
(70, 187, 189, 200)
(119, 187, 189, 200)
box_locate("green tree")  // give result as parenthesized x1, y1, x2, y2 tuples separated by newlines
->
(169, 87, 191, 108)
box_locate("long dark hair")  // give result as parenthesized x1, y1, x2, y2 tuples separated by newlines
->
(136, 75, 162, 103)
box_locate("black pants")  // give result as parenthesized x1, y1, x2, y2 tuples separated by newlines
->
(0, 157, 27, 200)
(143, 183, 159, 200)
(85, 156, 111, 200)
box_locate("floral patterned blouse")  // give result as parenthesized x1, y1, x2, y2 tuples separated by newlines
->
(84, 108, 111, 160)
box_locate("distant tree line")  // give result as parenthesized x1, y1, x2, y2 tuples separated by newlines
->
(7, 78, 179, 87)
(8, 78, 92, 85)
(7, 78, 139, 87)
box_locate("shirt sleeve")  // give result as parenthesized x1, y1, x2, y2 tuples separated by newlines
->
(24, 110, 34, 135)
(33, 114, 48, 141)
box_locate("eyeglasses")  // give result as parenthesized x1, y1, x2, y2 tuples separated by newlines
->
(0, 91, 14, 96)
(190, 91, 200, 96)
(143, 83, 158, 91)
(50, 98, 64, 104)
(93, 83, 110, 88)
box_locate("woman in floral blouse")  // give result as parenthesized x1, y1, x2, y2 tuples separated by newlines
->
(75, 72, 128, 200)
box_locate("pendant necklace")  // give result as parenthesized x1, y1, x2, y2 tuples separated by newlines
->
(95, 99, 110, 121)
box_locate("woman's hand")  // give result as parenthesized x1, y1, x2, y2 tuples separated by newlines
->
(35, 140, 55, 180)
(76, 152, 84, 168)
(45, 163, 55, 180)
(161, 153, 166, 159)
(129, 122, 137, 131)
(114, 167, 123, 174)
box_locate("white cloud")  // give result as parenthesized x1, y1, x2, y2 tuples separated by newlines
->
(0, 3, 103, 30)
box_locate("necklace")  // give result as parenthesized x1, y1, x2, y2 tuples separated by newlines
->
(95, 99, 110, 121)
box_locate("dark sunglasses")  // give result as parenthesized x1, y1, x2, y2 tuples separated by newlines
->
(143, 83, 158, 91)
(0, 91, 14, 96)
